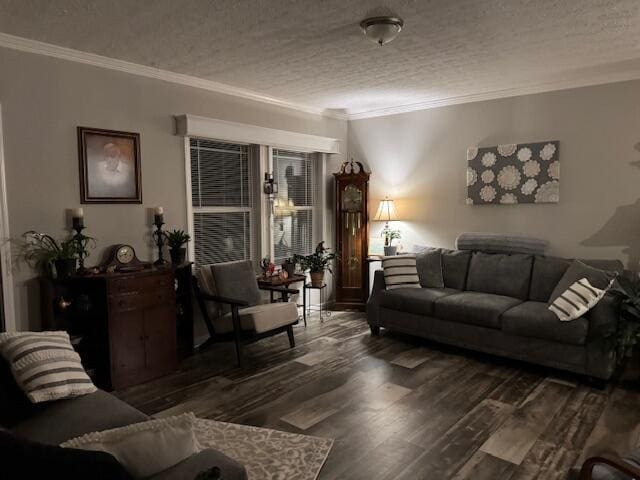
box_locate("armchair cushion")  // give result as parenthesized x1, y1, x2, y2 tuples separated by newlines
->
(211, 261, 261, 307)
(218, 302, 298, 334)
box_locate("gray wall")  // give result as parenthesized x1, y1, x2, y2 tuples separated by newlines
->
(349, 80, 640, 270)
(0, 47, 347, 330)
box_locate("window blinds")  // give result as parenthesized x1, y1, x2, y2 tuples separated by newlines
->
(272, 149, 316, 264)
(190, 139, 254, 266)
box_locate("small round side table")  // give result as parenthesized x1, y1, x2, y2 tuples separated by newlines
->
(303, 283, 330, 326)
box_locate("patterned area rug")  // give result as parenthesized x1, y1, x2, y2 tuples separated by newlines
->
(195, 418, 333, 480)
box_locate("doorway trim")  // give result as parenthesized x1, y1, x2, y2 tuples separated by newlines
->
(0, 105, 16, 331)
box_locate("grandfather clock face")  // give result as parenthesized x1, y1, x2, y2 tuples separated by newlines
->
(342, 184, 363, 211)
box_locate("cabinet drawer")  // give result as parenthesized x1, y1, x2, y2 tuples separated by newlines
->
(109, 274, 173, 296)
(109, 290, 174, 313)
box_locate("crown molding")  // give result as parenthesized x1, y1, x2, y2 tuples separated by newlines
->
(347, 68, 640, 120)
(3, 32, 639, 123)
(0, 32, 348, 121)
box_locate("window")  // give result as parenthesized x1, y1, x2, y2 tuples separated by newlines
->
(189, 139, 255, 266)
(271, 149, 317, 264)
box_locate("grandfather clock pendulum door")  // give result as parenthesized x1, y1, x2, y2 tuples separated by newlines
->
(334, 160, 370, 310)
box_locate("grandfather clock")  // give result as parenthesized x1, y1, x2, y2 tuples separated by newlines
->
(334, 160, 370, 310)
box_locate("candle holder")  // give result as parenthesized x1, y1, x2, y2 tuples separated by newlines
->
(72, 216, 87, 274)
(152, 214, 168, 267)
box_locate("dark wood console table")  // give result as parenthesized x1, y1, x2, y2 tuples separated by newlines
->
(40, 264, 192, 390)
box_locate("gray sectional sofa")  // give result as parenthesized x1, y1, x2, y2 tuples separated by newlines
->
(0, 358, 247, 479)
(367, 249, 623, 381)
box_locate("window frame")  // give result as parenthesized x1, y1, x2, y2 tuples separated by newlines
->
(185, 138, 261, 267)
(184, 138, 325, 269)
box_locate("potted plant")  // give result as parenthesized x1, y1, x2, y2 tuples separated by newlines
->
(164, 229, 191, 264)
(282, 257, 296, 277)
(606, 276, 640, 364)
(294, 241, 337, 287)
(382, 225, 401, 256)
(18, 231, 80, 279)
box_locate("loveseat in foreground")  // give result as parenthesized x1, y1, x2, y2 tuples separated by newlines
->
(0, 358, 247, 479)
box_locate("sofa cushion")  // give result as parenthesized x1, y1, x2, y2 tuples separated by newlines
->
(379, 288, 460, 316)
(415, 249, 445, 288)
(11, 389, 148, 445)
(466, 252, 534, 300)
(549, 260, 618, 305)
(151, 449, 248, 480)
(440, 249, 472, 290)
(0, 428, 131, 480)
(502, 301, 589, 345)
(529, 256, 571, 302)
(434, 292, 522, 329)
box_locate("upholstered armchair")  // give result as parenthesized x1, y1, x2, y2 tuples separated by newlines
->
(193, 260, 299, 367)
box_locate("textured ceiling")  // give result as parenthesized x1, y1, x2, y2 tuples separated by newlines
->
(1, 0, 640, 116)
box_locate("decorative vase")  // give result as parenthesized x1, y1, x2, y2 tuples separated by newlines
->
(54, 258, 77, 279)
(384, 245, 397, 256)
(170, 247, 187, 265)
(282, 262, 296, 277)
(310, 271, 325, 287)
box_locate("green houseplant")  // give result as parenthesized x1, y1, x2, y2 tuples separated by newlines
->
(18, 231, 81, 279)
(607, 275, 640, 363)
(381, 225, 401, 256)
(164, 229, 191, 265)
(294, 241, 337, 287)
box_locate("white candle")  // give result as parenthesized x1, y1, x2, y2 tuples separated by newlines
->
(71, 207, 84, 218)
(154, 206, 164, 215)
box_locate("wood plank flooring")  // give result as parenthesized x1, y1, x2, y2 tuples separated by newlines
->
(115, 312, 640, 479)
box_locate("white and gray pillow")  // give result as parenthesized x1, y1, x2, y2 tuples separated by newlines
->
(548, 260, 617, 305)
(382, 255, 420, 290)
(62, 412, 202, 479)
(549, 278, 613, 321)
(0, 331, 96, 403)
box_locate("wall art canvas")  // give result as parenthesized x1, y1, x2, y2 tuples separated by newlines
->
(78, 127, 142, 204)
(466, 141, 559, 205)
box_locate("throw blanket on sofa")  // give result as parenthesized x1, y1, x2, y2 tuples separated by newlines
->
(455, 233, 548, 255)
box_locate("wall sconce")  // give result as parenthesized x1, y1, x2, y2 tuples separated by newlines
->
(263, 173, 278, 196)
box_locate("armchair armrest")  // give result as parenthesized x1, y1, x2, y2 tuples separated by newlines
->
(579, 454, 640, 479)
(199, 291, 249, 307)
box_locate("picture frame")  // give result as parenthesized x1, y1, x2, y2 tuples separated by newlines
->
(78, 126, 142, 204)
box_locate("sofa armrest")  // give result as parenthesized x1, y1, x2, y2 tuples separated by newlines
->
(366, 270, 386, 327)
(586, 293, 620, 339)
(585, 293, 621, 380)
(371, 270, 386, 295)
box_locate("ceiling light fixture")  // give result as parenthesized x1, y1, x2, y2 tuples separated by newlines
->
(360, 16, 404, 46)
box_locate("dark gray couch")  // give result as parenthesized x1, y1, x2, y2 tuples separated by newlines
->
(0, 358, 247, 479)
(367, 249, 623, 381)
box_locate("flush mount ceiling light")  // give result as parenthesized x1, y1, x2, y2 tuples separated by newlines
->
(360, 16, 404, 46)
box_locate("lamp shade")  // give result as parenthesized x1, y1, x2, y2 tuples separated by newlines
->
(374, 198, 398, 222)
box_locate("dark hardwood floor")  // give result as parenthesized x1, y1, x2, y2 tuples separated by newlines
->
(116, 312, 640, 479)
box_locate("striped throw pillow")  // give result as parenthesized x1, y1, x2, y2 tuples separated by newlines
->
(548, 278, 613, 321)
(382, 255, 421, 290)
(0, 331, 96, 403)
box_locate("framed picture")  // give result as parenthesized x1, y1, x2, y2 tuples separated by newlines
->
(78, 127, 142, 203)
